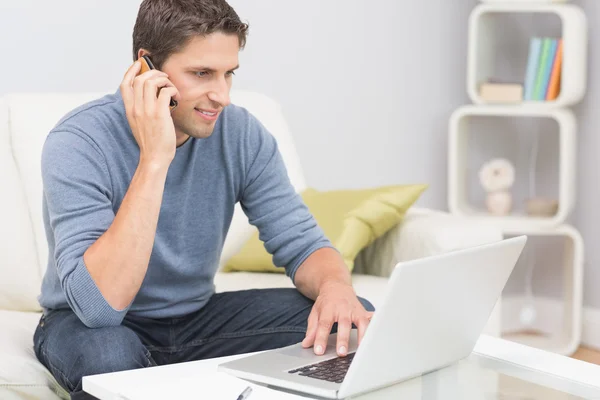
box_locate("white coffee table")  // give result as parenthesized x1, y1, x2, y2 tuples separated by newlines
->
(83, 335, 600, 399)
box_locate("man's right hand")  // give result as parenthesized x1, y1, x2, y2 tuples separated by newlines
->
(120, 60, 180, 167)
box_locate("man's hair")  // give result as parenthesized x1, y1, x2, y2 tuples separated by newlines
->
(132, 0, 249, 69)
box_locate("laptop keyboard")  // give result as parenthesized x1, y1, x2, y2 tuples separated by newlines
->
(287, 352, 356, 384)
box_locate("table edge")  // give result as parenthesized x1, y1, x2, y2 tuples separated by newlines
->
(474, 335, 600, 389)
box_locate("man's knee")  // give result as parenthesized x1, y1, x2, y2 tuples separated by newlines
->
(262, 288, 315, 329)
(40, 314, 152, 393)
(71, 327, 152, 388)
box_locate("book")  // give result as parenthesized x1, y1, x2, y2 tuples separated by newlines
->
(539, 39, 558, 100)
(546, 39, 563, 100)
(479, 83, 523, 103)
(523, 37, 542, 101)
(532, 38, 554, 100)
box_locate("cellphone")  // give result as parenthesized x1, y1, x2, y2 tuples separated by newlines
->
(138, 55, 178, 112)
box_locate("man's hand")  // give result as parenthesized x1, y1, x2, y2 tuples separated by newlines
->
(120, 60, 180, 168)
(301, 281, 374, 357)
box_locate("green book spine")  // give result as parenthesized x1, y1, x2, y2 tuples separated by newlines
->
(532, 38, 552, 100)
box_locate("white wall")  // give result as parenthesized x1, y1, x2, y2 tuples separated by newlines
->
(2, 1, 598, 308)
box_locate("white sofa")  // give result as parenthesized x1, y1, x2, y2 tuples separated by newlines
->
(0, 91, 503, 399)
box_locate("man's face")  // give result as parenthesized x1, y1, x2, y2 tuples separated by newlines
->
(161, 33, 240, 141)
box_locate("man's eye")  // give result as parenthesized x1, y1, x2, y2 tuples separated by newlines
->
(195, 71, 208, 77)
(226, 71, 236, 77)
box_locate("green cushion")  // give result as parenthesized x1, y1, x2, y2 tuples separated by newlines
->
(222, 184, 427, 273)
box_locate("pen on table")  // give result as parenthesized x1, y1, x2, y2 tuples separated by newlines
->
(236, 386, 252, 400)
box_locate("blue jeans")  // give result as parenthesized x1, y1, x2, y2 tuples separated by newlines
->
(33, 288, 374, 399)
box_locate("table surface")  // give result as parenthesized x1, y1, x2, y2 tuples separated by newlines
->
(83, 335, 600, 400)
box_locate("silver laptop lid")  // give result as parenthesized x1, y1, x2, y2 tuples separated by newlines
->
(338, 236, 526, 398)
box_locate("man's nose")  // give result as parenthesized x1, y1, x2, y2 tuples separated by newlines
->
(208, 78, 231, 107)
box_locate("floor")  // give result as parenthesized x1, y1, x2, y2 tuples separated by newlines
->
(572, 346, 600, 365)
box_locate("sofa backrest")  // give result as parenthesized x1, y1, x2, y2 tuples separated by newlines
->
(0, 90, 307, 312)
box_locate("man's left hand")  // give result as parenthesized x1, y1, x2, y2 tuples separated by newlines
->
(301, 281, 374, 357)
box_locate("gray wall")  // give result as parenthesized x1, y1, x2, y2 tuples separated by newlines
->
(573, 0, 600, 309)
(1, 1, 598, 307)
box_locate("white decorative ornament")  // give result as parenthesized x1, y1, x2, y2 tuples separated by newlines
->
(479, 158, 515, 215)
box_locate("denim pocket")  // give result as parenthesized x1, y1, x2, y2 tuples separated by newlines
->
(32, 317, 46, 363)
(34, 311, 61, 363)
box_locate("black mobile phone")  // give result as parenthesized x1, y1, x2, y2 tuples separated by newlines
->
(138, 55, 178, 111)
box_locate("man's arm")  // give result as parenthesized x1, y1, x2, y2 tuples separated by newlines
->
(82, 161, 169, 312)
(238, 113, 373, 357)
(293, 247, 351, 300)
(84, 62, 181, 317)
(43, 61, 180, 328)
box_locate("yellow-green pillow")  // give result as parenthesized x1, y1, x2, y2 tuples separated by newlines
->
(223, 184, 427, 273)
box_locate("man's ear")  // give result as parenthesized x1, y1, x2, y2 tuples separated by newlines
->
(137, 48, 150, 60)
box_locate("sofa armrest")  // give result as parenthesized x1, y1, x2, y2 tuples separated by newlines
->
(354, 207, 503, 278)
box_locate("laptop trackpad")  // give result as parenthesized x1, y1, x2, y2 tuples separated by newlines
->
(279, 343, 336, 360)
(278, 332, 356, 360)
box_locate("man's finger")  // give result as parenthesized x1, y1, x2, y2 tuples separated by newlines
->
(122, 60, 142, 89)
(144, 76, 176, 114)
(157, 87, 179, 115)
(335, 313, 352, 357)
(313, 316, 334, 356)
(120, 61, 142, 114)
(302, 309, 319, 348)
(132, 70, 165, 117)
(356, 313, 372, 346)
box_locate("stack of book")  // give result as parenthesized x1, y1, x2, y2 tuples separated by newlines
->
(478, 36, 563, 104)
(523, 37, 563, 101)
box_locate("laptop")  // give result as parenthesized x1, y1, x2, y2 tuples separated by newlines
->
(218, 235, 527, 399)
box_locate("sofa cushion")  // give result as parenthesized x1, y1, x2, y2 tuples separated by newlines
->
(7, 93, 110, 285)
(0, 99, 45, 312)
(214, 272, 388, 309)
(0, 310, 67, 399)
(3, 93, 108, 313)
(222, 184, 427, 274)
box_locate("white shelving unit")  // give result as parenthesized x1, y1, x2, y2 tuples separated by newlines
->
(502, 225, 584, 356)
(448, 0, 587, 355)
(448, 105, 576, 230)
(467, 3, 587, 107)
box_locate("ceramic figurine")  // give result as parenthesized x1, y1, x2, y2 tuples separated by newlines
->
(479, 158, 515, 216)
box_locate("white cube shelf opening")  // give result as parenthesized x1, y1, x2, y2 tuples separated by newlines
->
(467, 3, 587, 107)
(448, 105, 576, 230)
(500, 226, 583, 355)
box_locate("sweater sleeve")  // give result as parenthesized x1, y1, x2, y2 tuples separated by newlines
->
(41, 130, 128, 328)
(240, 114, 334, 282)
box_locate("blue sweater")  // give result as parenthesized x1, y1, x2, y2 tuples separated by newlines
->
(38, 90, 332, 328)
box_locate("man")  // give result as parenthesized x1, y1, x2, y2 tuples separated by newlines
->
(34, 0, 374, 398)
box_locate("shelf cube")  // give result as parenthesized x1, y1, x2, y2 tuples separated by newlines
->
(448, 105, 576, 230)
(467, 3, 587, 107)
(501, 225, 584, 356)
